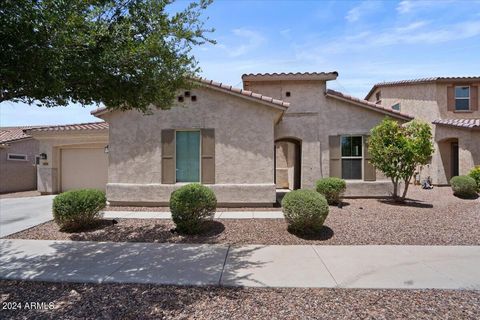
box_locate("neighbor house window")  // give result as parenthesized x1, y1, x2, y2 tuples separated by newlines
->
(175, 131, 200, 182)
(7, 153, 27, 161)
(455, 86, 470, 111)
(341, 136, 362, 180)
(391, 103, 401, 111)
(375, 91, 381, 104)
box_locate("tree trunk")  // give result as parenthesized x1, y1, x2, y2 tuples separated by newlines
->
(400, 175, 413, 201)
(391, 177, 399, 200)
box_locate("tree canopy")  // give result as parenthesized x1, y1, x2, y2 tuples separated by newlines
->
(0, 0, 214, 112)
(368, 118, 434, 201)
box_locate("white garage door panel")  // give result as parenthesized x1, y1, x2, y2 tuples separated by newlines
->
(61, 148, 108, 191)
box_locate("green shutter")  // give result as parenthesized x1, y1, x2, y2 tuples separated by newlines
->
(176, 131, 200, 182)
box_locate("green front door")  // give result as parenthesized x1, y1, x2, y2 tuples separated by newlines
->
(176, 131, 200, 182)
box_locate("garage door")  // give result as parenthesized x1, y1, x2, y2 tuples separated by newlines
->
(61, 147, 108, 191)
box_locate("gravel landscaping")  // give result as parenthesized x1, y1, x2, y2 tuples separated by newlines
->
(4, 187, 480, 245)
(1, 280, 479, 319)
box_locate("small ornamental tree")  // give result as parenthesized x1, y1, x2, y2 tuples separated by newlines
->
(368, 118, 434, 202)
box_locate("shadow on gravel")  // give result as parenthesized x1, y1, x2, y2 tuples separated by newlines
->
(453, 193, 479, 200)
(287, 226, 334, 241)
(378, 199, 434, 209)
(69, 220, 225, 244)
(60, 219, 115, 233)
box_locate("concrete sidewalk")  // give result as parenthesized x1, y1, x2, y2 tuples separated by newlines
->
(102, 211, 284, 219)
(1, 239, 479, 289)
(0, 195, 56, 237)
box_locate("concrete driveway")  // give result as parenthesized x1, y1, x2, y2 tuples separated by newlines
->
(0, 195, 55, 237)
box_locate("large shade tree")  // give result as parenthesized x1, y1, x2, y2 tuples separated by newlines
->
(368, 118, 434, 202)
(0, 0, 214, 112)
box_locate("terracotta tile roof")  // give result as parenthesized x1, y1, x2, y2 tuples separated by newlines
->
(365, 76, 480, 100)
(326, 89, 414, 121)
(25, 121, 108, 133)
(242, 71, 338, 82)
(196, 78, 289, 108)
(91, 78, 290, 116)
(433, 118, 480, 129)
(0, 126, 40, 143)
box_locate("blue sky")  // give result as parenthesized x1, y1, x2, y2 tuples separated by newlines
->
(2, 0, 480, 126)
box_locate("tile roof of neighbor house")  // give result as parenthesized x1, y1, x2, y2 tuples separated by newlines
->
(91, 78, 290, 116)
(0, 126, 42, 143)
(433, 118, 480, 129)
(365, 76, 480, 100)
(325, 89, 414, 121)
(24, 121, 109, 133)
(242, 71, 338, 82)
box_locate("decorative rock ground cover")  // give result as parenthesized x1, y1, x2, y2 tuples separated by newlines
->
(5, 187, 479, 246)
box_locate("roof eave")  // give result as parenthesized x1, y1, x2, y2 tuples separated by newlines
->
(242, 71, 338, 82)
(326, 92, 413, 121)
(197, 81, 289, 112)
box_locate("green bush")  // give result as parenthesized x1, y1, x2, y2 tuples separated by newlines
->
(53, 189, 106, 231)
(170, 184, 217, 234)
(282, 189, 329, 233)
(315, 177, 346, 205)
(450, 175, 478, 198)
(468, 166, 480, 191)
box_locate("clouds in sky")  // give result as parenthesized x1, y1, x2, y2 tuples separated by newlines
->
(216, 28, 266, 57)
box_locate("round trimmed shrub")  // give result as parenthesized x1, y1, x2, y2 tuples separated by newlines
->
(315, 177, 346, 205)
(170, 184, 217, 234)
(282, 189, 329, 233)
(469, 166, 480, 191)
(450, 175, 478, 198)
(53, 189, 106, 231)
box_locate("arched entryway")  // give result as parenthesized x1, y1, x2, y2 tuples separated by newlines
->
(274, 138, 301, 190)
(438, 137, 459, 182)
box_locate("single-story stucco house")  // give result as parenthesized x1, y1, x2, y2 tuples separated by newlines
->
(0, 126, 40, 193)
(28, 71, 414, 206)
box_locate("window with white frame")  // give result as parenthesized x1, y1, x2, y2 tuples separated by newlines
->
(7, 153, 28, 161)
(391, 103, 401, 111)
(341, 136, 362, 180)
(455, 86, 470, 111)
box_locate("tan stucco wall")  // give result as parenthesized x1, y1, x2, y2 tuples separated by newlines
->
(100, 86, 282, 205)
(32, 132, 108, 193)
(367, 83, 480, 185)
(0, 138, 38, 193)
(433, 126, 480, 184)
(248, 79, 400, 193)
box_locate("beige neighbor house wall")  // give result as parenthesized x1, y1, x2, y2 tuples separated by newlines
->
(367, 83, 480, 185)
(32, 131, 108, 194)
(245, 79, 409, 197)
(97, 86, 283, 206)
(0, 138, 38, 193)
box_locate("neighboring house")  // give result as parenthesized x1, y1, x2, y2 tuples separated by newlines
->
(0, 126, 40, 193)
(365, 77, 480, 185)
(25, 123, 109, 194)
(81, 72, 412, 206)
